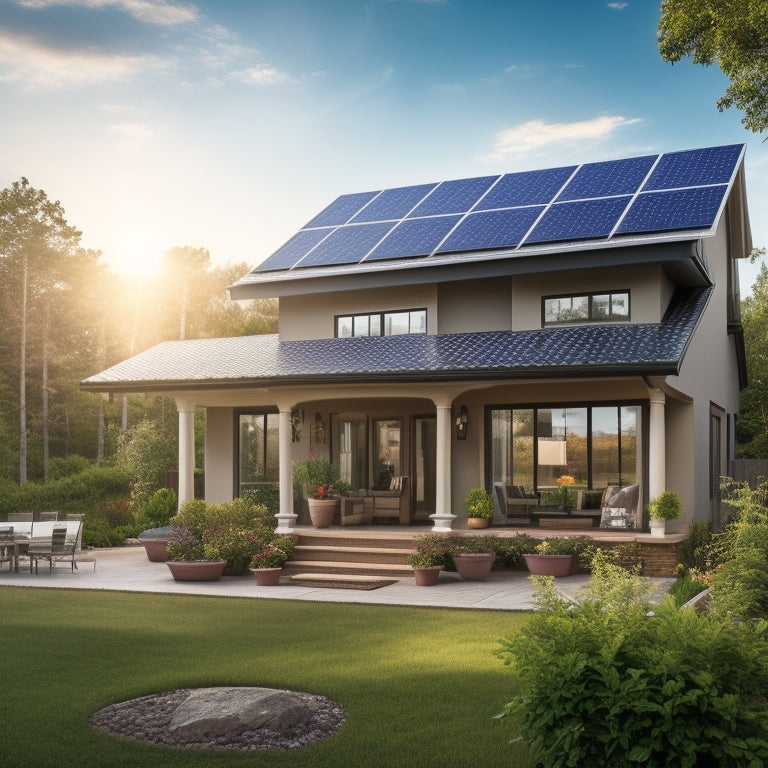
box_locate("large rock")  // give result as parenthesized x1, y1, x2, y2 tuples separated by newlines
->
(168, 687, 313, 742)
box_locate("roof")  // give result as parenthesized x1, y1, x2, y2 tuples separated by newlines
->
(81, 287, 710, 393)
(230, 144, 745, 298)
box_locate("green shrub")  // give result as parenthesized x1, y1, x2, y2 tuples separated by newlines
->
(648, 490, 683, 520)
(710, 547, 768, 619)
(492, 534, 541, 569)
(669, 572, 709, 608)
(47, 455, 92, 480)
(243, 482, 280, 516)
(678, 519, 713, 571)
(464, 487, 494, 518)
(497, 566, 768, 767)
(202, 524, 258, 576)
(137, 488, 177, 529)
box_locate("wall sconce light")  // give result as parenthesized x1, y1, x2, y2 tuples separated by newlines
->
(290, 408, 304, 443)
(455, 406, 468, 440)
(313, 411, 326, 443)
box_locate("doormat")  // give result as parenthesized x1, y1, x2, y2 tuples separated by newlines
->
(290, 573, 398, 590)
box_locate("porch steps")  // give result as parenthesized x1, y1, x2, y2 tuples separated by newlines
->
(285, 530, 417, 579)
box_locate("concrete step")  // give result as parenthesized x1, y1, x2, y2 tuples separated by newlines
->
(295, 532, 416, 551)
(284, 559, 414, 578)
(292, 545, 410, 565)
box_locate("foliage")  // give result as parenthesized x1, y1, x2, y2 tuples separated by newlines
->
(669, 572, 709, 607)
(463, 487, 494, 518)
(648, 490, 682, 519)
(491, 533, 541, 568)
(243, 482, 280, 516)
(250, 536, 296, 569)
(407, 534, 454, 568)
(202, 524, 258, 575)
(658, 0, 768, 132)
(116, 420, 177, 510)
(165, 525, 206, 562)
(677, 519, 713, 571)
(534, 536, 592, 557)
(711, 547, 768, 619)
(497, 563, 768, 767)
(292, 456, 339, 496)
(47, 455, 92, 480)
(137, 487, 177, 529)
(588, 542, 644, 574)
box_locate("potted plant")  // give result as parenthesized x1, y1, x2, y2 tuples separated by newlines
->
(407, 534, 452, 586)
(451, 535, 497, 581)
(648, 491, 682, 537)
(554, 475, 576, 513)
(164, 525, 227, 581)
(522, 536, 591, 577)
(464, 487, 494, 529)
(249, 536, 295, 586)
(137, 525, 174, 562)
(293, 456, 340, 528)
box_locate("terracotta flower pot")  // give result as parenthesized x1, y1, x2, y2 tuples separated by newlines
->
(522, 554, 574, 578)
(412, 565, 444, 586)
(165, 560, 227, 582)
(251, 567, 283, 586)
(308, 498, 338, 528)
(141, 539, 170, 562)
(453, 551, 495, 581)
(467, 517, 491, 529)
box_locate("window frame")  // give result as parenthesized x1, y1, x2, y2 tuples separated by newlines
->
(335, 308, 428, 338)
(542, 290, 630, 326)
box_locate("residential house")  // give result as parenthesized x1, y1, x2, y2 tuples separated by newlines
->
(82, 143, 751, 535)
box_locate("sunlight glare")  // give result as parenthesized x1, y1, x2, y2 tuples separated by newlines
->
(112, 228, 168, 276)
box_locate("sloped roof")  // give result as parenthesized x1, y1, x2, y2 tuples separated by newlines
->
(81, 288, 710, 393)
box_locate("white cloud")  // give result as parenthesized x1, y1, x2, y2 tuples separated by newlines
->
(16, 0, 198, 26)
(607, 2, 628, 9)
(108, 122, 154, 139)
(0, 28, 165, 88)
(488, 116, 641, 159)
(230, 65, 294, 86)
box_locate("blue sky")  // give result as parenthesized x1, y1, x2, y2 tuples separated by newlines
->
(0, 0, 765, 291)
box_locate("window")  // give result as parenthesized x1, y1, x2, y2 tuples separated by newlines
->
(336, 308, 427, 337)
(237, 412, 279, 498)
(543, 291, 629, 325)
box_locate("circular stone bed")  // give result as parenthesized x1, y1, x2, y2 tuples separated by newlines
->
(89, 686, 347, 751)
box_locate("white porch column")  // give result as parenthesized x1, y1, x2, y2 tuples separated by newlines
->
(648, 388, 666, 501)
(429, 402, 456, 531)
(176, 399, 196, 510)
(275, 405, 297, 534)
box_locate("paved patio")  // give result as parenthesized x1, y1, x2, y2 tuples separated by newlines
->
(0, 544, 676, 611)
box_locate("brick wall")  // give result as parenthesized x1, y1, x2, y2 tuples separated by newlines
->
(638, 541, 680, 577)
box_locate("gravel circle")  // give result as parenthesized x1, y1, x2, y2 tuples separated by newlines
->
(89, 688, 347, 751)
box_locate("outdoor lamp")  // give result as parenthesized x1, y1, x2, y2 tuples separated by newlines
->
(456, 406, 468, 440)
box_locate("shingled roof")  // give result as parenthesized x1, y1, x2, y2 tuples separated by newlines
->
(81, 287, 709, 393)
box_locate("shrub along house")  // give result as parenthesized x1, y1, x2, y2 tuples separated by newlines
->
(82, 143, 751, 537)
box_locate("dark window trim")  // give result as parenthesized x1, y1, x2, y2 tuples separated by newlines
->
(234, 407, 279, 499)
(542, 289, 630, 326)
(335, 307, 428, 338)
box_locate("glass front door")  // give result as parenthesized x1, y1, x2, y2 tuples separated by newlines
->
(413, 416, 436, 521)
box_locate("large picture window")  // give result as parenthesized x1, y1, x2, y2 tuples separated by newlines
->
(543, 291, 629, 325)
(237, 412, 279, 498)
(488, 404, 639, 501)
(336, 308, 427, 338)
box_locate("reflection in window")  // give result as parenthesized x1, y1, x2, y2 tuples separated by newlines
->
(543, 291, 629, 325)
(374, 419, 401, 488)
(331, 414, 368, 490)
(238, 413, 279, 497)
(336, 309, 427, 337)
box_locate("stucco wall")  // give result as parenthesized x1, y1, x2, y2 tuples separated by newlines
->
(204, 407, 234, 503)
(436, 279, 512, 333)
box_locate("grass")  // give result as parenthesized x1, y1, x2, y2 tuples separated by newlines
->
(1, 588, 533, 768)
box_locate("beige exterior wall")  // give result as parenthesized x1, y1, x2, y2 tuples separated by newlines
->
(436, 279, 512, 333)
(279, 284, 438, 341)
(204, 407, 234, 504)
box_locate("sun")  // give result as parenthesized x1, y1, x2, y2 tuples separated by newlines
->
(111, 228, 169, 276)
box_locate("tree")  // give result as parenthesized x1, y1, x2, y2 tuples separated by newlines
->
(0, 178, 82, 483)
(658, 0, 768, 132)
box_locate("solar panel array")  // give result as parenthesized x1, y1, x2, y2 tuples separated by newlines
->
(257, 144, 744, 273)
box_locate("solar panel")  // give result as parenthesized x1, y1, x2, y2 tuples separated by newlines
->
(304, 190, 380, 228)
(298, 222, 395, 268)
(437, 207, 544, 253)
(407, 175, 499, 218)
(367, 215, 462, 261)
(256, 228, 333, 272)
(350, 183, 437, 223)
(557, 155, 656, 201)
(251, 143, 743, 273)
(644, 144, 743, 191)
(616, 186, 728, 235)
(475, 167, 576, 209)
(526, 197, 631, 244)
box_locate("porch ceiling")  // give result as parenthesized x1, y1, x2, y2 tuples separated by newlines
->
(80, 287, 710, 395)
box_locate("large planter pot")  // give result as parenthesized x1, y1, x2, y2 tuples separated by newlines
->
(467, 517, 491, 529)
(141, 539, 170, 562)
(412, 565, 444, 586)
(522, 554, 574, 578)
(251, 567, 283, 586)
(165, 560, 227, 582)
(649, 517, 667, 537)
(308, 498, 338, 528)
(453, 551, 496, 581)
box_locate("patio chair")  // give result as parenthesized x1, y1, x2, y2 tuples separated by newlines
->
(7, 512, 33, 522)
(65, 514, 84, 552)
(28, 526, 76, 574)
(493, 482, 535, 526)
(0, 526, 14, 572)
(38, 511, 59, 521)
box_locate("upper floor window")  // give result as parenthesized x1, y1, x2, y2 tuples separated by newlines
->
(543, 291, 629, 326)
(336, 308, 427, 338)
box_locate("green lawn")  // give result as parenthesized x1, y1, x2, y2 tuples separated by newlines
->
(1, 588, 533, 768)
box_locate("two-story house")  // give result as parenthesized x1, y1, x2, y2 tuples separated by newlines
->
(82, 143, 751, 536)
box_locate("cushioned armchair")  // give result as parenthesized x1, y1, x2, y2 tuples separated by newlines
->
(367, 476, 411, 525)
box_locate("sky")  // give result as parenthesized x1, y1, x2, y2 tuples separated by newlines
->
(0, 0, 766, 293)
